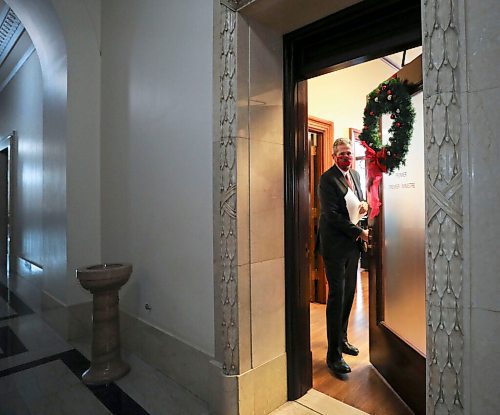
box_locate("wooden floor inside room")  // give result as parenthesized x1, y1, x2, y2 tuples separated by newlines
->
(311, 271, 414, 415)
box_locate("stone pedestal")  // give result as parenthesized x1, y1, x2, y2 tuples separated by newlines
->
(76, 263, 132, 385)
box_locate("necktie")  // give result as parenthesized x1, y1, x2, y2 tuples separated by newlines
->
(345, 172, 354, 190)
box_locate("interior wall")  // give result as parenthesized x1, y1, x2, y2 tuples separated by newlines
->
(60, 0, 102, 304)
(7, 0, 102, 305)
(7, 0, 68, 301)
(101, 0, 215, 356)
(308, 60, 396, 140)
(464, 0, 500, 411)
(0, 46, 43, 268)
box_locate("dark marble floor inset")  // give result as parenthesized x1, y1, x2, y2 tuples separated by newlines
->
(62, 349, 149, 415)
(0, 281, 33, 321)
(0, 326, 27, 358)
(0, 297, 17, 319)
(0, 349, 149, 415)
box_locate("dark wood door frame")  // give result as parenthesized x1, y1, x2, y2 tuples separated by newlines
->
(283, 0, 422, 401)
(308, 116, 333, 304)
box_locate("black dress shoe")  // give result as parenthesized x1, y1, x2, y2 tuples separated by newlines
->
(327, 357, 351, 374)
(342, 341, 359, 356)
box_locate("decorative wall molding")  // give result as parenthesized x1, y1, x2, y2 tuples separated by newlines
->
(423, 0, 464, 413)
(220, 0, 254, 12)
(219, 3, 239, 376)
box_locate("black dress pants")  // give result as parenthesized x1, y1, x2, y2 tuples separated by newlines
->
(323, 247, 360, 362)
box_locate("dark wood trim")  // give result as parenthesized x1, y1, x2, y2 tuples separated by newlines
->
(284, 66, 311, 398)
(369, 299, 426, 414)
(283, 0, 422, 403)
(308, 116, 334, 172)
(284, 0, 422, 81)
(307, 116, 334, 305)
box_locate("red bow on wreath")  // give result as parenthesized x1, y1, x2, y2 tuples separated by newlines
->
(360, 141, 387, 220)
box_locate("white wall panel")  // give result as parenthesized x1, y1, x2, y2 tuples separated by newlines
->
(101, 0, 215, 355)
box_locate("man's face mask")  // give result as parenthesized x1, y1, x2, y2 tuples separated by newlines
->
(334, 144, 353, 171)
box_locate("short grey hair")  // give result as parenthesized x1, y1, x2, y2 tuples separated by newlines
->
(332, 137, 351, 155)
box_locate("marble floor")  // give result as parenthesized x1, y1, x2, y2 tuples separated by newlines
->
(0, 275, 210, 415)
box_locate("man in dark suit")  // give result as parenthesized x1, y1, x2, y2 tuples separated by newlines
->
(318, 137, 369, 374)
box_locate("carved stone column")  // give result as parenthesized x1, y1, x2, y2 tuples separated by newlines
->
(423, 0, 465, 413)
(219, 2, 239, 376)
(220, 0, 254, 10)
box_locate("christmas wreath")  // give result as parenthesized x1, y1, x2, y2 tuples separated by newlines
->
(359, 76, 415, 173)
(358, 76, 416, 219)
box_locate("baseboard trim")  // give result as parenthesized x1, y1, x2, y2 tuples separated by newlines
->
(209, 353, 287, 415)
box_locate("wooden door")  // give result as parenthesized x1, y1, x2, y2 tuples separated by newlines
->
(307, 116, 333, 304)
(368, 55, 425, 415)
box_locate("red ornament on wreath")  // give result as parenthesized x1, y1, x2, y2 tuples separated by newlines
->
(358, 77, 416, 219)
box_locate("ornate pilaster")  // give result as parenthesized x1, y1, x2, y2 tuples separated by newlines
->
(423, 0, 464, 413)
(219, 3, 239, 376)
(220, 0, 254, 11)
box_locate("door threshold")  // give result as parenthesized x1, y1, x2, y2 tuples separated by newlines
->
(272, 389, 368, 415)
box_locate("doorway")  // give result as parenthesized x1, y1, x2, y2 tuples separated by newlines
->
(0, 148, 8, 272)
(306, 50, 424, 415)
(284, 0, 424, 413)
(0, 132, 14, 276)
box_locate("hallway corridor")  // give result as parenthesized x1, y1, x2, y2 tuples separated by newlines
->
(0, 272, 209, 415)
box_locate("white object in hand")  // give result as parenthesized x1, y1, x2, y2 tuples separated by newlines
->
(344, 188, 363, 225)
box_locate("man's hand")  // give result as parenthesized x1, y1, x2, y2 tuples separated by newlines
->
(358, 201, 369, 215)
(358, 228, 369, 242)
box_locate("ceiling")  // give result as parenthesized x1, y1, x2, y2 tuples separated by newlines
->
(240, 0, 362, 35)
(0, 2, 23, 66)
(0, 3, 27, 90)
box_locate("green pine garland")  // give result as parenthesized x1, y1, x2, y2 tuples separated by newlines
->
(358, 77, 416, 173)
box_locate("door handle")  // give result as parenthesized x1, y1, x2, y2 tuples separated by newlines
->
(367, 227, 374, 250)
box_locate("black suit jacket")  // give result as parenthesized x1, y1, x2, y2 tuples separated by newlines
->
(317, 165, 364, 260)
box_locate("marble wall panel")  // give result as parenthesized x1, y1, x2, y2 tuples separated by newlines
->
(238, 263, 252, 372)
(252, 354, 287, 415)
(239, 354, 287, 415)
(470, 308, 500, 414)
(249, 18, 282, 109)
(250, 105, 283, 145)
(237, 14, 250, 139)
(250, 258, 285, 367)
(249, 139, 284, 264)
(464, 0, 500, 92)
(238, 137, 250, 266)
(467, 87, 500, 312)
